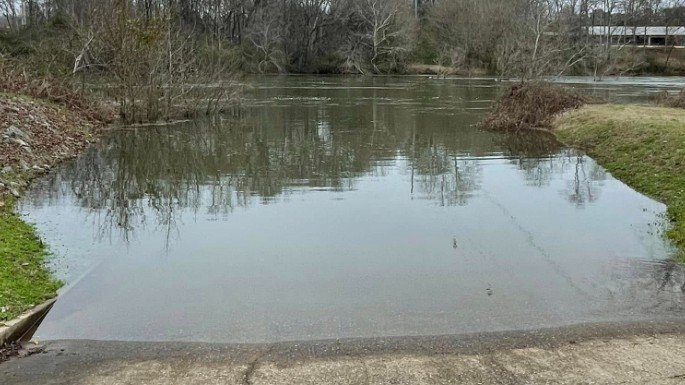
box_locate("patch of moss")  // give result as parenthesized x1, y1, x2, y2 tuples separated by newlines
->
(555, 104, 685, 261)
(0, 198, 61, 321)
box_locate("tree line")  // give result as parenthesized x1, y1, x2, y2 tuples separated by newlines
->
(1, 0, 683, 75)
(0, 1, 683, 122)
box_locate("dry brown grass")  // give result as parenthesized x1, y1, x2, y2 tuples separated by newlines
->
(0, 95, 101, 169)
(0, 61, 114, 123)
(0, 60, 115, 171)
(654, 88, 685, 109)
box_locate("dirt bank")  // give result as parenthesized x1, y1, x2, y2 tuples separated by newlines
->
(0, 95, 104, 178)
(405, 64, 486, 76)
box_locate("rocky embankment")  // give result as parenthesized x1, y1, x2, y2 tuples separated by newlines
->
(0, 94, 111, 198)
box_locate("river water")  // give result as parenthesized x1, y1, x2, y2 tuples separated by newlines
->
(20, 76, 685, 343)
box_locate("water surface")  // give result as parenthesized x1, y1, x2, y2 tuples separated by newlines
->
(21, 76, 685, 343)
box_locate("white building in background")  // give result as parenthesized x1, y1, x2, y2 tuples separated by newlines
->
(587, 26, 685, 47)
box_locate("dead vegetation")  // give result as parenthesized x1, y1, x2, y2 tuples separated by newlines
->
(0, 95, 101, 173)
(654, 88, 685, 109)
(0, 61, 114, 123)
(0, 341, 43, 364)
(479, 82, 588, 132)
(0, 61, 114, 197)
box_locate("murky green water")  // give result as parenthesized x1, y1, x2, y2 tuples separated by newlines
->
(21, 76, 684, 343)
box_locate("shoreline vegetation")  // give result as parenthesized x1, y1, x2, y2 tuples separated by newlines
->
(0, 67, 113, 323)
(2, 0, 684, 115)
(0, 199, 60, 322)
(480, 82, 685, 261)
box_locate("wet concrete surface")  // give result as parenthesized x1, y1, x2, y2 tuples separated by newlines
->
(3, 321, 685, 385)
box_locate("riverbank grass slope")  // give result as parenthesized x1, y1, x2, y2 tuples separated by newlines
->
(554, 104, 685, 261)
(0, 198, 60, 322)
(1, 89, 111, 323)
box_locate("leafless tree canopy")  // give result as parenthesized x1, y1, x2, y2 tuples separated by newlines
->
(1, 0, 684, 79)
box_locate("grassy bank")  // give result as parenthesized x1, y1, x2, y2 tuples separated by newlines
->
(0, 80, 112, 323)
(0, 198, 61, 321)
(554, 105, 685, 261)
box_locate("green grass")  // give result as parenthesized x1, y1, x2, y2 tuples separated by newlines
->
(554, 104, 685, 261)
(0, 196, 61, 321)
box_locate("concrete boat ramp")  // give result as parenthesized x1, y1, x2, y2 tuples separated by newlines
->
(3, 321, 685, 385)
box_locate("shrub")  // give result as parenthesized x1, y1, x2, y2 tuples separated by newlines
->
(480, 82, 587, 132)
(654, 88, 685, 109)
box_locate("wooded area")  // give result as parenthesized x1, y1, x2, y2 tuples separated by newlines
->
(1, 0, 684, 121)
(2, 1, 684, 74)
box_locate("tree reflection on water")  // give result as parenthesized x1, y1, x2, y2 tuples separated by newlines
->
(26, 114, 612, 248)
(24, 111, 685, 311)
(500, 132, 606, 206)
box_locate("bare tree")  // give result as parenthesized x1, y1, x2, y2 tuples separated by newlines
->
(4, 0, 685, 78)
(0, 0, 19, 30)
(244, 4, 287, 73)
(341, 0, 415, 74)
